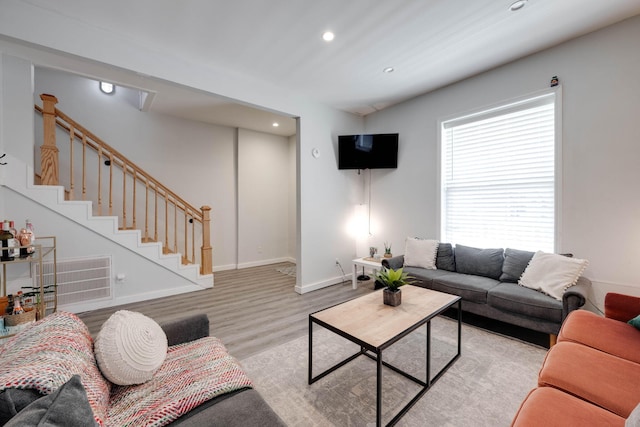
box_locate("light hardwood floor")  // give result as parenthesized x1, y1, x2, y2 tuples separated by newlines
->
(77, 262, 375, 359)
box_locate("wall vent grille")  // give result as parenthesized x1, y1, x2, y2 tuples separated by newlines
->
(36, 256, 112, 307)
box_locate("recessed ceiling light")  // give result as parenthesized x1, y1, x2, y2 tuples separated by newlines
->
(272, 122, 279, 127)
(383, 67, 395, 73)
(99, 81, 115, 94)
(509, 0, 527, 11)
(322, 31, 335, 42)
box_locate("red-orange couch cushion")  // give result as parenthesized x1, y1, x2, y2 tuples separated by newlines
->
(558, 309, 640, 364)
(538, 341, 640, 418)
(511, 387, 625, 427)
(605, 292, 640, 322)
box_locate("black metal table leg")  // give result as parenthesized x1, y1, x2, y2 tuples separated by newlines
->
(427, 320, 431, 387)
(308, 316, 313, 384)
(309, 295, 461, 426)
(377, 349, 383, 427)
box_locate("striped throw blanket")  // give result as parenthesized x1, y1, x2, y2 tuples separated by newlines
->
(107, 336, 253, 427)
(0, 311, 111, 425)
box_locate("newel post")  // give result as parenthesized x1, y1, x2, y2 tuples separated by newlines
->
(200, 205, 213, 275)
(40, 94, 59, 185)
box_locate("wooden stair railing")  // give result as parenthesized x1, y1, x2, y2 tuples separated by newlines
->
(35, 94, 213, 275)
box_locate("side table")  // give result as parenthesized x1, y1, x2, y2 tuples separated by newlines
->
(351, 257, 383, 289)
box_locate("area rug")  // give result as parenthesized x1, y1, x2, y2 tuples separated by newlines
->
(240, 316, 546, 426)
(275, 265, 296, 277)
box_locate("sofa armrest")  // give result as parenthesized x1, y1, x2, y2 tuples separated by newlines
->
(161, 313, 210, 346)
(381, 255, 404, 270)
(562, 276, 590, 320)
(604, 293, 640, 322)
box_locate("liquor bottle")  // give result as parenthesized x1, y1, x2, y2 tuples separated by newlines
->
(0, 221, 15, 261)
(18, 228, 29, 258)
(25, 219, 35, 254)
(22, 294, 34, 312)
(9, 221, 19, 258)
(12, 293, 24, 315)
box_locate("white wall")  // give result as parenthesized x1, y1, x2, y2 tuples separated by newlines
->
(34, 68, 304, 272)
(296, 109, 365, 293)
(0, 56, 207, 311)
(0, 1, 370, 295)
(288, 135, 297, 259)
(1, 54, 33, 165)
(3, 187, 202, 311)
(0, 53, 34, 259)
(34, 68, 239, 270)
(237, 128, 292, 267)
(364, 15, 640, 310)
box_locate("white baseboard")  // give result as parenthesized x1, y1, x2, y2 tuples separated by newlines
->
(66, 284, 206, 314)
(295, 274, 353, 294)
(215, 257, 296, 272)
(213, 263, 238, 272)
(237, 257, 294, 270)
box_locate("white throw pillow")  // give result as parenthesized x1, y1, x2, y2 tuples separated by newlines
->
(519, 251, 588, 300)
(403, 237, 439, 270)
(94, 310, 168, 386)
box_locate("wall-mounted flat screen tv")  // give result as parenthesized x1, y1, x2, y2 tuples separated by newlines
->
(338, 133, 399, 170)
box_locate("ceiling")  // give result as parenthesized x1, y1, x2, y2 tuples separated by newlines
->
(18, 0, 640, 136)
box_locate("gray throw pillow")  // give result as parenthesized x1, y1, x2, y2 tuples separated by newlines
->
(436, 243, 456, 271)
(455, 244, 504, 280)
(500, 248, 535, 282)
(0, 388, 42, 425)
(4, 375, 97, 427)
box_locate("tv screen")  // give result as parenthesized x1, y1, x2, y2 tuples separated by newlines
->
(338, 133, 398, 170)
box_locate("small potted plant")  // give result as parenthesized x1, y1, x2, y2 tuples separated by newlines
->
(383, 242, 393, 258)
(375, 267, 414, 307)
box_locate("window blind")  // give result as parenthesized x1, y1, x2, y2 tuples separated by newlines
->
(441, 95, 556, 252)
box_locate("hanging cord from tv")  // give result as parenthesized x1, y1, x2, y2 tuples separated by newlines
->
(368, 168, 372, 236)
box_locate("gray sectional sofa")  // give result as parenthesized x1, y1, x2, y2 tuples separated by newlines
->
(382, 244, 590, 345)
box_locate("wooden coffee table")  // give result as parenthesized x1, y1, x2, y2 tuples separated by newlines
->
(308, 286, 461, 426)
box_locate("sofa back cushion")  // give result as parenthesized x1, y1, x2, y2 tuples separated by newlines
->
(455, 244, 504, 280)
(500, 248, 535, 283)
(436, 243, 456, 271)
(0, 311, 110, 426)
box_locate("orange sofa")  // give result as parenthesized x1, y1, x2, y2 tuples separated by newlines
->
(511, 293, 640, 427)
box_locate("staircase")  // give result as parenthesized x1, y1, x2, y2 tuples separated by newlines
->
(20, 94, 214, 288)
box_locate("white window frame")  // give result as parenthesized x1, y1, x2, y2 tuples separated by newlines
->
(436, 87, 563, 252)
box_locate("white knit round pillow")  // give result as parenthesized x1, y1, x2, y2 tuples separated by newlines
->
(94, 310, 168, 386)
